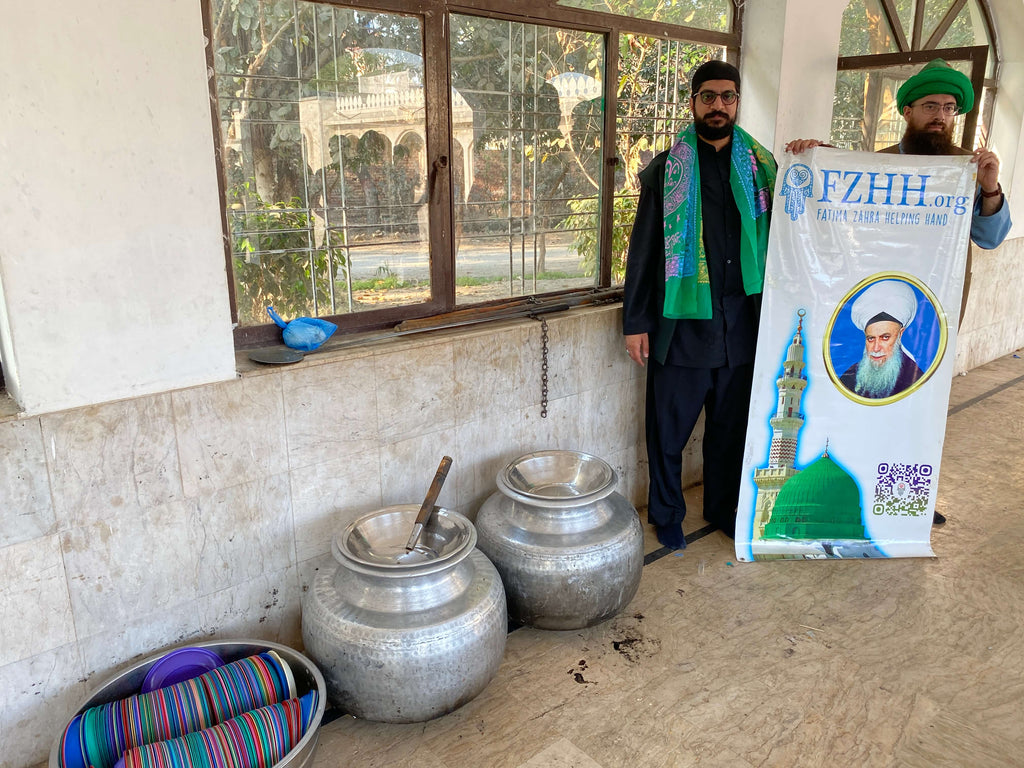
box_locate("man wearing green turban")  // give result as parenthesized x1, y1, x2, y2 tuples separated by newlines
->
(786, 58, 1011, 526)
(788, 58, 1009, 254)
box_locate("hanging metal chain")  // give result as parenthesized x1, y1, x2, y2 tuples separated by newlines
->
(534, 314, 550, 419)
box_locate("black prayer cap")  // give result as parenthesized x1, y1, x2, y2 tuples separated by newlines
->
(691, 60, 740, 95)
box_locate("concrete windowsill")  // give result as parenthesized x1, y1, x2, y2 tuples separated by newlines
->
(234, 302, 621, 377)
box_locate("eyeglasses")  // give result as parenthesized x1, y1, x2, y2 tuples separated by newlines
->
(695, 89, 738, 106)
(914, 101, 960, 116)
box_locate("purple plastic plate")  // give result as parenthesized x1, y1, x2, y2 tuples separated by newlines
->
(140, 647, 225, 693)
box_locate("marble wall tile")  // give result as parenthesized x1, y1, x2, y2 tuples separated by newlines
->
(0, 643, 86, 768)
(521, 395, 584, 455)
(193, 473, 295, 596)
(282, 355, 380, 470)
(579, 379, 644, 461)
(607, 443, 648, 512)
(290, 449, 383, 563)
(379, 427, 459, 510)
(42, 394, 181, 529)
(375, 341, 456, 442)
(76, 602, 211, 680)
(198, 565, 302, 650)
(522, 313, 583, 401)
(0, 534, 74, 667)
(0, 417, 55, 548)
(296, 552, 333, 599)
(173, 375, 287, 497)
(576, 306, 635, 390)
(61, 499, 201, 638)
(682, 411, 705, 488)
(455, 410, 530, 518)
(453, 326, 527, 421)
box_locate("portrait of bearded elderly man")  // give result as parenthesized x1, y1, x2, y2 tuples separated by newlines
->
(838, 280, 925, 399)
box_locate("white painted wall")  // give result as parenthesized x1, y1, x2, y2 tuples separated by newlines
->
(0, 1, 236, 415)
(0, 0, 1020, 418)
(741, 0, 848, 157)
(988, 0, 1024, 237)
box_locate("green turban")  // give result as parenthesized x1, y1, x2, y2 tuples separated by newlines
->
(896, 58, 975, 113)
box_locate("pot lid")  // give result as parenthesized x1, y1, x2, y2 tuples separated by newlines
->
(501, 450, 616, 502)
(333, 505, 476, 575)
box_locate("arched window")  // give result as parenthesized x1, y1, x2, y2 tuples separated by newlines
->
(830, 0, 997, 152)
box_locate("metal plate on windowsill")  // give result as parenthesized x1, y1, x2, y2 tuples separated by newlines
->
(248, 347, 305, 365)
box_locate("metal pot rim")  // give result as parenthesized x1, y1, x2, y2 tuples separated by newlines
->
(332, 505, 477, 577)
(497, 450, 618, 507)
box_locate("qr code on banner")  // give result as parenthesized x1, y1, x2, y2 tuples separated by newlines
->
(872, 463, 933, 517)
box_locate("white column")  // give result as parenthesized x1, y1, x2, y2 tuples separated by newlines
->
(740, 0, 848, 157)
(987, 0, 1024, 237)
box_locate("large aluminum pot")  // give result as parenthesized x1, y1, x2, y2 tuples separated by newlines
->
(301, 505, 507, 723)
(49, 639, 325, 768)
(475, 450, 644, 630)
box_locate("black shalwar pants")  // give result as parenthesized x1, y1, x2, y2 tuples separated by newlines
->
(645, 359, 755, 538)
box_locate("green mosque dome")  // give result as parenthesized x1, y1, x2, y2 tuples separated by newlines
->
(762, 452, 867, 541)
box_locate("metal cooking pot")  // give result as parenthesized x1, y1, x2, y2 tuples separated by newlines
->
(301, 505, 507, 723)
(475, 450, 644, 630)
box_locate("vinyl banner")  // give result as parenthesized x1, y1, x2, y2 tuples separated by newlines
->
(735, 147, 975, 561)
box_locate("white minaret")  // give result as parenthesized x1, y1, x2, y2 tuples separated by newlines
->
(752, 310, 808, 539)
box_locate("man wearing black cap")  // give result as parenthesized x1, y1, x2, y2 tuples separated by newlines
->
(623, 60, 777, 549)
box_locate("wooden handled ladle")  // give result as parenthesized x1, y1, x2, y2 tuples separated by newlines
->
(396, 455, 453, 564)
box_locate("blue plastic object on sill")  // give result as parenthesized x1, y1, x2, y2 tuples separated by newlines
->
(267, 306, 338, 352)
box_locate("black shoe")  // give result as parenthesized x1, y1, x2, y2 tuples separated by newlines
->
(933, 511, 946, 526)
(655, 522, 686, 550)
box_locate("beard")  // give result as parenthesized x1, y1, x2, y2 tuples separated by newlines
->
(902, 121, 956, 155)
(694, 110, 735, 141)
(854, 343, 905, 398)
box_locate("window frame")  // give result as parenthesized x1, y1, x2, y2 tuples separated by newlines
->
(832, 0, 999, 153)
(201, 0, 743, 347)
(837, 44, 989, 151)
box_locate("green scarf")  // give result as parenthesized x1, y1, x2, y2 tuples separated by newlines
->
(662, 125, 777, 320)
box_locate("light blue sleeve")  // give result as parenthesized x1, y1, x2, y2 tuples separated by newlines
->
(971, 192, 1012, 249)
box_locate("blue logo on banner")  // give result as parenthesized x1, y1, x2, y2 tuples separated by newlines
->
(781, 164, 814, 221)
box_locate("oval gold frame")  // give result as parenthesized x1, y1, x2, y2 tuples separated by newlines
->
(823, 271, 948, 406)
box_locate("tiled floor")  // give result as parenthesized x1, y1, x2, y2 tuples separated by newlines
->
(308, 352, 1024, 768)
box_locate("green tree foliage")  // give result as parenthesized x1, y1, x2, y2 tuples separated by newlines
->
(212, 0, 729, 320)
(561, 36, 716, 281)
(557, 0, 731, 33)
(229, 185, 334, 325)
(832, 0, 992, 151)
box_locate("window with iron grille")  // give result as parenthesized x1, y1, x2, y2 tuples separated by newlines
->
(830, 0, 998, 153)
(203, 0, 739, 345)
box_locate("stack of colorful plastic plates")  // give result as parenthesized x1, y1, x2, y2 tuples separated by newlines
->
(118, 694, 317, 768)
(202, 653, 287, 724)
(58, 714, 87, 768)
(266, 650, 296, 699)
(58, 650, 312, 768)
